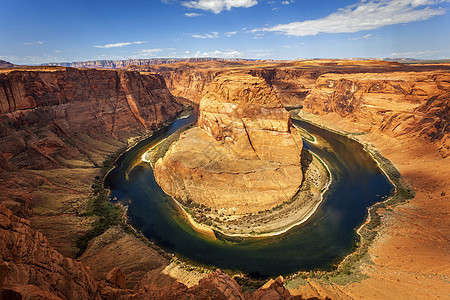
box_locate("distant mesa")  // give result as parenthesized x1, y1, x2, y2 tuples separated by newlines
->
(0, 60, 16, 68)
(43, 58, 255, 69)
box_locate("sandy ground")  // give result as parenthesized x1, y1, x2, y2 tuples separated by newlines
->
(289, 111, 450, 300)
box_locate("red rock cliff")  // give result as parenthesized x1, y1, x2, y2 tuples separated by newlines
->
(303, 72, 450, 157)
(0, 204, 99, 299)
(0, 67, 183, 170)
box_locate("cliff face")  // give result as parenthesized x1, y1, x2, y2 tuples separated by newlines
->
(0, 67, 183, 287)
(155, 67, 319, 107)
(155, 74, 303, 214)
(303, 72, 450, 157)
(144, 60, 414, 108)
(163, 69, 220, 103)
(0, 67, 183, 170)
(198, 74, 302, 164)
(248, 68, 322, 107)
(0, 205, 99, 299)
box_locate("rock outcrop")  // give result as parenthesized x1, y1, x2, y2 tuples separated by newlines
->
(0, 60, 15, 68)
(0, 205, 99, 299)
(303, 71, 450, 157)
(155, 74, 303, 214)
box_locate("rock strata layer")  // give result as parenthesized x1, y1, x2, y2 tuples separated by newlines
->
(0, 204, 99, 299)
(0, 67, 183, 170)
(303, 72, 450, 157)
(154, 74, 303, 214)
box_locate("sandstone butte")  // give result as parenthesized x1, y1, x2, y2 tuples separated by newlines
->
(154, 74, 304, 214)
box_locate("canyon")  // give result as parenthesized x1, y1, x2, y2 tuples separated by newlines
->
(0, 60, 449, 299)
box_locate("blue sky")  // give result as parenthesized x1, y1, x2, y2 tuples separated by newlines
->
(1, 0, 449, 64)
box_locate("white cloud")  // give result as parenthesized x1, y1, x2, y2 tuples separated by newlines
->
(192, 32, 219, 38)
(194, 49, 243, 57)
(349, 33, 372, 40)
(94, 41, 147, 48)
(192, 48, 272, 58)
(133, 48, 165, 58)
(185, 12, 202, 16)
(182, 0, 258, 14)
(281, 0, 294, 5)
(23, 41, 44, 46)
(253, 0, 447, 36)
(1, 53, 61, 65)
(226, 31, 238, 37)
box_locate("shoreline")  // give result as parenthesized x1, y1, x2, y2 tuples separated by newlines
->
(287, 110, 413, 282)
(106, 109, 404, 281)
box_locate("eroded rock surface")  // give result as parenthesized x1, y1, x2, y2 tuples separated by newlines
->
(0, 205, 99, 299)
(0, 67, 183, 170)
(155, 74, 303, 214)
(304, 72, 450, 157)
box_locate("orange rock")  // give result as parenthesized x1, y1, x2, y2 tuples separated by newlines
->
(0, 205, 99, 299)
(303, 71, 450, 157)
(0, 67, 183, 170)
(155, 74, 303, 214)
(106, 267, 127, 289)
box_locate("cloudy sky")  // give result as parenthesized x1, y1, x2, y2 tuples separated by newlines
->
(1, 0, 449, 64)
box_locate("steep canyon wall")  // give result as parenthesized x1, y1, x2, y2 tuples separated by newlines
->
(144, 62, 449, 157)
(303, 72, 450, 157)
(0, 67, 183, 171)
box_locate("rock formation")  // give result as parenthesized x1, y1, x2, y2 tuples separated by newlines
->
(154, 74, 303, 214)
(0, 67, 183, 170)
(303, 71, 450, 157)
(135, 59, 417, 108)
(0, 204, 99, 299)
